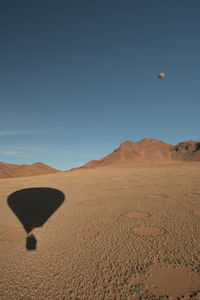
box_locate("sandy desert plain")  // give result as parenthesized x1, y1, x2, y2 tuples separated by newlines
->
(0, 140, 200, 299)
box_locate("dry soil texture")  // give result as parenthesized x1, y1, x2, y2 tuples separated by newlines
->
(0, 163, 200, 299)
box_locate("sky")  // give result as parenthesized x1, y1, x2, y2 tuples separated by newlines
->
(0, 0, 200, 171)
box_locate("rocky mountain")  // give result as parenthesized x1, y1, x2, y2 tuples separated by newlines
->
(1, 139, 199, 178)
(69, 138, 200, 171)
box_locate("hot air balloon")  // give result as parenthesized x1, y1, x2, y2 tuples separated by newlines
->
(158, 72, 165, 79)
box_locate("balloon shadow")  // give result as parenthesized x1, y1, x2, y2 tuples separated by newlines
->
(7, 187, 65, 250)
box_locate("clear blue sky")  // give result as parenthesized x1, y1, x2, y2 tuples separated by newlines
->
(1, 0, 199, 171)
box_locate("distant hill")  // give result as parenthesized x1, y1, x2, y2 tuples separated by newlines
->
(0, 162, 60, 179)
(68, 138, 200, 171)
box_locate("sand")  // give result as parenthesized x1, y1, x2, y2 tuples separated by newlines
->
(0, 162, 200, 299)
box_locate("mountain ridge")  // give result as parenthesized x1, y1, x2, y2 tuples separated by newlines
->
(0, 138, 199, 178)
(68, 138, 200, 171)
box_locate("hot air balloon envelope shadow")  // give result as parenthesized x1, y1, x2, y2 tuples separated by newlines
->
(7, 188, 65, 234)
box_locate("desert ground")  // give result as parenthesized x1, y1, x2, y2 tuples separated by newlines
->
(0, 162, 200, 299)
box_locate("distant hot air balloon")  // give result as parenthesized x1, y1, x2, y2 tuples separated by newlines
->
(158, 72, 165, 79)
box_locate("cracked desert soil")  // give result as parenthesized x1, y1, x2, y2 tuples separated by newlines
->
(0, 162, 200, 299)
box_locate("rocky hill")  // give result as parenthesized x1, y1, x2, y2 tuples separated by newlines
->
(69, 138, 200, 171)
(0, 162, 60, 179)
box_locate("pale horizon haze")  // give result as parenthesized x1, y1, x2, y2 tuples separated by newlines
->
(1, 0, 200, 171)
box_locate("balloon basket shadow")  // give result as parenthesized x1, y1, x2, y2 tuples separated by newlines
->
(26, 233, 37, 250)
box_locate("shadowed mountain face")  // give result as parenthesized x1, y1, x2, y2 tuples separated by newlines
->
(171, 141, 200, 162)
(0, 162, 60, 179)
(69, 138, 200, 171)
(7, 188, 65, 234)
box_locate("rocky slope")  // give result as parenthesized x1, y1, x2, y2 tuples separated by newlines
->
(170, 140, 200, 162)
